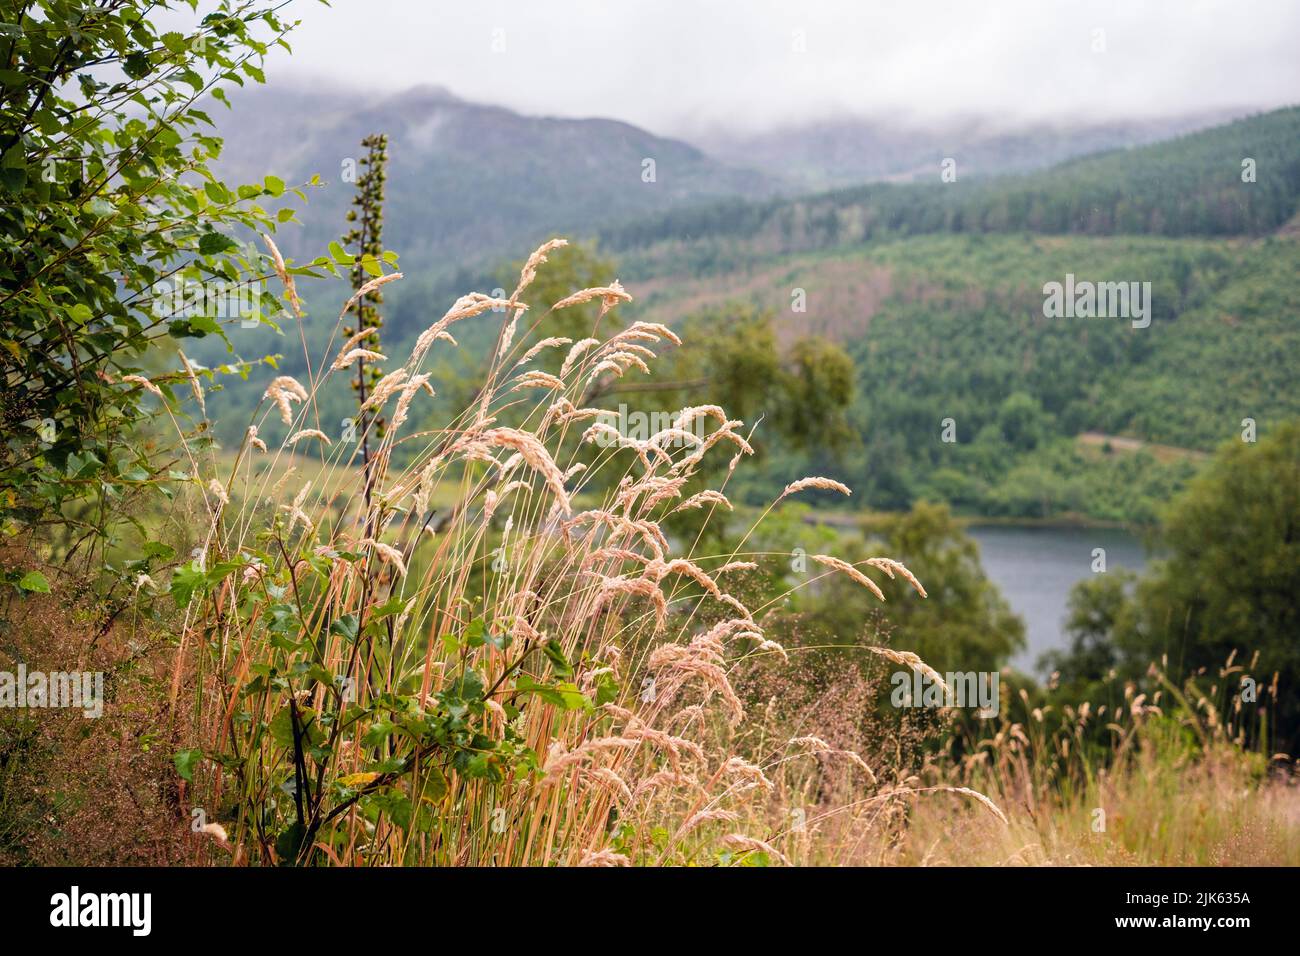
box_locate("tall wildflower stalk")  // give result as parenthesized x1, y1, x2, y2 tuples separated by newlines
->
(342, 133, 390, 496)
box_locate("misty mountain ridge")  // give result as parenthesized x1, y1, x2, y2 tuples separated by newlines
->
(213, 82, 1259, 275)
(213, 83, 777, 272)
(695, 107, 1254, 190)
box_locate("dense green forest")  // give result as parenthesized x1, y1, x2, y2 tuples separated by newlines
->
(682, 233, 1300, 522)
(587, 107, 1300, 521)
(1048, 421, 1300, 752)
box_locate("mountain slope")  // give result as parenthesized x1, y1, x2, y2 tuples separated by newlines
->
(591, 108, 1300, 522)
(213, 84, 778, 271)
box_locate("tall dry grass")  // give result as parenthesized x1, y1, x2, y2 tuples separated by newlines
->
(154, 238, 998, 866)
(912, 654, 1300, 865)
(7, 238, 1293, 866)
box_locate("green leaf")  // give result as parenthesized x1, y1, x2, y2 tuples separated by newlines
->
(543, 639, 574, 678)
(452, 669, 485, 702)
(160, 32, 189, 55)
(143, 541, 176, 562)
(420, 765, 449, 805)
(0, 165, 24, 192)
(205, 560, 240, 586)
(370, 595, 410, 620)
(592, 671, 620, 707)
(329, 613, 360, 642)
(515, 676, 589, 711)
(198, 231, 236, 256)
(186, 314, 223, 337)
(366, 789, 412, 830)
(203, 180, 229, 204)
(173, 748, 203, 781)
(170, 561, 207, 606)
(464, 617, 486, 647)
(275, 822, 307, 865)
(123, 51, 152, 80)
(17, 570, 50, 593)
(270, 704, 323, 749)
(363, 718, 397, 749)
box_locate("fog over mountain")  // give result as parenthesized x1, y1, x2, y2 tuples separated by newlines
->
(694, 108, 1253, 190)
(214, 84, 777, 269)
(214, 81, 1259, 273)
(219, 0, 1300, 135)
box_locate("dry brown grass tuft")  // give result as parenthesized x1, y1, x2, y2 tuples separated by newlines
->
(0, 550, 195, 865)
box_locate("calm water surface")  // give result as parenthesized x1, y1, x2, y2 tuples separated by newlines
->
(966, 525, 1151, 673)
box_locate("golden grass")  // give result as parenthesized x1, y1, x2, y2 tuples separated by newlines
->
(156, 239, 942, 867)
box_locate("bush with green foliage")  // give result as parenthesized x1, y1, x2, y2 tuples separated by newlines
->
(0, 0, 325, 581)
(1052, 421, 1300, 751)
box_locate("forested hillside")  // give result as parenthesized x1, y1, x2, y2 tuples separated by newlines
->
(657, 233, 1300, 522)
(603, 106, 1300, 278)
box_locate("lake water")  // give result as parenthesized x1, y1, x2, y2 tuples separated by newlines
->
(966, 525, 1152, 673)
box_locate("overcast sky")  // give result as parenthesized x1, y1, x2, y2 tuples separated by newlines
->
(258, 0, 1300, 133)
